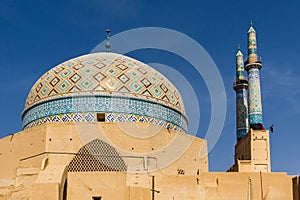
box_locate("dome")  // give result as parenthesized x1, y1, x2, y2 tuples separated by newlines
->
(22, 52, 187, 131)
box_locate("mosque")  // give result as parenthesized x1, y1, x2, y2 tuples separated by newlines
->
(0, 23, 299, 200)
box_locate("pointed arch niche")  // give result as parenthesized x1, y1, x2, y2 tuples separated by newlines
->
(63, 139, 128, 199)
(68, 139, 127, 172)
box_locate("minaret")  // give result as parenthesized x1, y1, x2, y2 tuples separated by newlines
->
(233, 45, 249, 140)
(245, 22, 263, 130)
(228, 22, 271, 173)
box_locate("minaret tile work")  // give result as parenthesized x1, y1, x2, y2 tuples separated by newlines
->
(233, 46, 249, 140)
(245, 22, 263, 130)
(228, 23, 271, 173)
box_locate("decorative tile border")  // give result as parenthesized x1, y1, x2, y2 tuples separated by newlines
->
(24, 112, 185, 133)
(22, 95, 188, 131)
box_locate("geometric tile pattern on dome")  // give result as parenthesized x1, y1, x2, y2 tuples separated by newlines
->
(24, 112, 185, 133)
(22, 96, 187, 131)
(67, 139, 127, 172)
(25, 52, 184, 113)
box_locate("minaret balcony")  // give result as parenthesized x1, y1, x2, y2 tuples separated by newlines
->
(233, 80, 248, 91)
(244, 59, 262, 65)
(245, 60, 262, 71)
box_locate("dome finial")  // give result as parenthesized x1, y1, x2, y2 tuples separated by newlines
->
(250, 20, 253, 27)
(238, 43, 241, 50)
(105, 29, 111, 52)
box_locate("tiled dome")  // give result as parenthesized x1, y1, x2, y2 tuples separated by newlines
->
(22, 52, 187, 131)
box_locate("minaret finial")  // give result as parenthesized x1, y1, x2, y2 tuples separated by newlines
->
(105, 29, 111, 52)
(248, 21, 256, 33)
(236, 44, 243, 57)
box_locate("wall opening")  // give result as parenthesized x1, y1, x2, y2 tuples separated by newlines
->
(97, 113, 105, 122)
(62, 179, 67, 200)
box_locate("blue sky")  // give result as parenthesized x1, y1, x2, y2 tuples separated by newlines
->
(0, 0, 299, 174)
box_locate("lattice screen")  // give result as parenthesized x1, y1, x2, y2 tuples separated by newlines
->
(68, 139, 127, 172)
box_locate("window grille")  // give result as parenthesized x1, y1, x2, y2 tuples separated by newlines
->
(68, 139, 127, 172)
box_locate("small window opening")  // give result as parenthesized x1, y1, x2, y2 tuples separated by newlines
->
(177, 169, 185, 175)
(93, 197, 102, 200)
(97, 113, 105, 122)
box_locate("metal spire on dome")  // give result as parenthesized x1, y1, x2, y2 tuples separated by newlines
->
(105, 29, 111, 52)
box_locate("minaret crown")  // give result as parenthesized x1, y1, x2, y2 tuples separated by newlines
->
(248, 21, 256, 33)
(236, 48, 243, 57)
